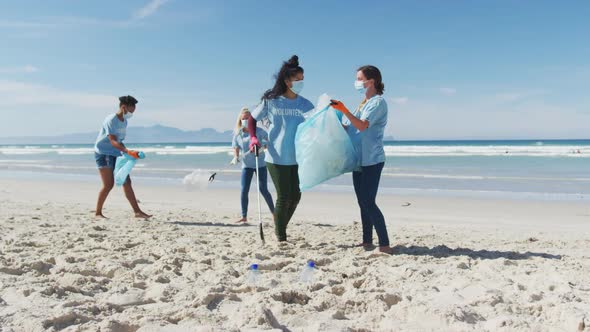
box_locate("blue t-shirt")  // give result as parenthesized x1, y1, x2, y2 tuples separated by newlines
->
(251, 95, 314, 165)
(94, 114, 127, 156)
(232, 128, 268, 169)
(343, 95, 388, 166)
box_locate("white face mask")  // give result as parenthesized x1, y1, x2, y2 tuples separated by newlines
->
(354, 80, 367, 94)
(124, 112, 134, 120)
(290, 80, 304, 95)
(241, 119, 248, 128)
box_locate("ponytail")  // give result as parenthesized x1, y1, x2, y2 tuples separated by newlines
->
(358, 65, 385, 95)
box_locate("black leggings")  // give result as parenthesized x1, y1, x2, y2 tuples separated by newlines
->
(266, 163, 301, 241)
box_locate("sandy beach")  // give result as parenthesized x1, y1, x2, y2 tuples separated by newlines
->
(1, 178, 589, 331)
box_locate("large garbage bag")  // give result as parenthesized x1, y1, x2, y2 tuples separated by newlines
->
(295, 94, 359, 191)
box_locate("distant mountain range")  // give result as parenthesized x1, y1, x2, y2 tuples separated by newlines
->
(0, 125, 235, 144)
(0, 124, 395, 144)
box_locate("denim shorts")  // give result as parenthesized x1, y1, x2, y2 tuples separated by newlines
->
(95, 152, 118, 169)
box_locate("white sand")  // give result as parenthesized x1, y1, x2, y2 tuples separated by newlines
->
(1, 178, 589, 331)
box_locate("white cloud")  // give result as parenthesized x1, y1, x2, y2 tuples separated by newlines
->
(439, 87, 457, 96)
(0, 65, 38, 74)
(0, 80, 115, 109)
(391, 97, 409, 105)
(0, 20, 54, 29)
(0, 0, 171, 30)
(0, 17, 132, 30)
(386, 98, 590, 140)
(23, 65, 38, 73)
(134, 0, 171, 19)
(495, 93, 523, 103)
(495, 90, 545, 103)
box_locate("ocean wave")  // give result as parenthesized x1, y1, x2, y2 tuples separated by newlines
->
(0, 163, 96, 171)
(1, 144, 589, 157)
(382, 145, 589, 157)
(0, 146, 231, 156)
(0, 159, 47, 163)
(380, 172, 590, 182)
(0, 162, 241, 175)
(1, 158, 586, 183)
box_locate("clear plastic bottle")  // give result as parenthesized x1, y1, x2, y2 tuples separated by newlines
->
(300, 260, 316, 284)
(246, 264, 261, 286)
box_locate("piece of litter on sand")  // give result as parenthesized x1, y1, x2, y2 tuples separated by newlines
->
(402, 202, 411, 207)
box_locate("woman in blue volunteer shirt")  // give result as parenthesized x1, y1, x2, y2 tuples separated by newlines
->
(232, 107, 275, 223)
(94, 95, 151, 219)
(248, 55, 314, 242)
(331, 66, 393, 254)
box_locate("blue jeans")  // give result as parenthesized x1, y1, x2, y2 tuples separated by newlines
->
(241, 167, 274, 218)
(352, 162, 390, 247)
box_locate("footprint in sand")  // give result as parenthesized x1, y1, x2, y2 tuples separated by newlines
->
(331, 286, 346, 296)
(193, 293, 241, 310)
(271, 291, 310, 305)
(42, 312, 93, 330)
(259, 261, 293, 271)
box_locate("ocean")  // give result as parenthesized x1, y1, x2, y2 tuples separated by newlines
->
(1, 140, 589, 201)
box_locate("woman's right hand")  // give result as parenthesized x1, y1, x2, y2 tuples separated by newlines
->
(249, 136, 260, 152)
(127, 150, 140, 159)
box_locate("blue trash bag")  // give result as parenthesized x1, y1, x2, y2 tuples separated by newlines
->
(114, 152, 145, 186)
(295, 105, 359, 191)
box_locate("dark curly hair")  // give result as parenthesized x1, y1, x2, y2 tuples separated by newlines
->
(262, 55, 304, 100)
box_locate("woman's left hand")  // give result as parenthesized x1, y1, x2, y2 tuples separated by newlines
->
(330, 100, 350, 114)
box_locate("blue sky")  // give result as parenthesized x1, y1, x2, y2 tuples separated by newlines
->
(1, 0, 589, 139)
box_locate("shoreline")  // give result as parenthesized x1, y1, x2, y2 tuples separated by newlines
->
(2, 169, 590, 203)
(1, 177, 589, 232)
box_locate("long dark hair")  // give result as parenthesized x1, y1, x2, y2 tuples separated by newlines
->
(358, 65, 385, 95)
(262, 55, 304, 100)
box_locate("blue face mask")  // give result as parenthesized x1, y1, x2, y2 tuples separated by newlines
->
(290, 80, 304, 95)
(354, 80, 367, 94)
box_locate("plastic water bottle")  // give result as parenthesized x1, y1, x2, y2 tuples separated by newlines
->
(246, 264, 261, 286)
(300, 260, 315, 284)
(114, 151, 145, 186)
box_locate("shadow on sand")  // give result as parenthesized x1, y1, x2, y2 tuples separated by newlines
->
(170, 221, 255, 228)
(392, 244, 562, 260)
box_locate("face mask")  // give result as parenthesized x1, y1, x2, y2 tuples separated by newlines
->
(290, 80, 304, 95)
(124, 112, 134, 120)
(354, 80, 367, 94)
(241, 119, 248, 128)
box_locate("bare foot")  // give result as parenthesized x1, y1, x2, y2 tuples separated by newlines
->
(276, 240, 293, 248)
(355, 242, 374, 248)
(378, 246, 394, 254)
(94, 213, 108, 219)
(235, 217, 247, 223)
(134, 211, 152, 219)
